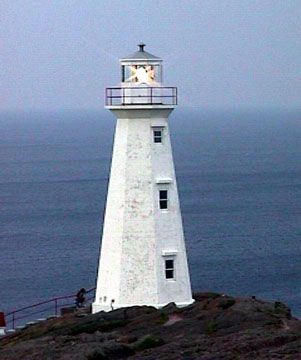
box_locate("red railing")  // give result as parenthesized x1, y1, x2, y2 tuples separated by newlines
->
(4, 287, 96, 330)
(105, 86, 177, 106)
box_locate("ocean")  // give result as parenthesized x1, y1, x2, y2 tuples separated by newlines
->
(0, 109, 300, 320)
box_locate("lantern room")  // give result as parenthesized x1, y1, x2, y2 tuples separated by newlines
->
(120, 43, 163, 85)
(105, 44, 177, 106)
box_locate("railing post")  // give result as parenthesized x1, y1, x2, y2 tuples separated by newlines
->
(150, 87, 153, 104)
(55, 299, 58, 316)
(12, 312, 15, 329)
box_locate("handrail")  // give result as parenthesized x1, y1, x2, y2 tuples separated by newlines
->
(105, 86, 177, 106)
(4, 287, 96, 329)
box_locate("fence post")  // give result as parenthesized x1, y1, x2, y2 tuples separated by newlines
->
(0, 312, 6, 335)
(55, 299, 58, 316)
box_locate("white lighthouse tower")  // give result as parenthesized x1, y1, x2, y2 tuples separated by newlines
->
(92, 44, 194, 313)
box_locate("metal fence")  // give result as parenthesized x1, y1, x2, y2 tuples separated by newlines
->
(105, 86, 177, 106)
(4, 287, 96, 330)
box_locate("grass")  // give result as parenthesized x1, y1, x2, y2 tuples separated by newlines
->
(135, 335, 165, 351)
(68, 320, 127, 336)
(205, 322, 217, 336)
(86, 350, 107, 360)
(156, 312, 169, 324)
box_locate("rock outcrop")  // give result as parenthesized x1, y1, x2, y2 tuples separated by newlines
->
(0, 292, 300, 359)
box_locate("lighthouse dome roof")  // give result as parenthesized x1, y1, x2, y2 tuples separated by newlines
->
(121, 43, 161, 61)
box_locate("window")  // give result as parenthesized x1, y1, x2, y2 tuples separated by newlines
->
(159, 190, 168, 210)
(122, 65, 161, 83)
(153, 129, 163, 143)
(121, 65, 132, 82)
(165, 259, 175, 279)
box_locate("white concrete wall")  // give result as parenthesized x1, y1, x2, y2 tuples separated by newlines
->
(151, 120, 193, 305)
(92, 106, 193, 313)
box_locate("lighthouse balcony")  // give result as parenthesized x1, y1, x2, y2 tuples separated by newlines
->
(105, 87, 177, 107)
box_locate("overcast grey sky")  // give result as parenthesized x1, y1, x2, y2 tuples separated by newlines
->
(1, 0, 300, 111)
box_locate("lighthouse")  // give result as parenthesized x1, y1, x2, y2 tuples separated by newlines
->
(92, 44, 194, 313)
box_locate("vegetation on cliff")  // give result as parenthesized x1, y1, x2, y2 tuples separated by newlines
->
(0, 292, 300, 359)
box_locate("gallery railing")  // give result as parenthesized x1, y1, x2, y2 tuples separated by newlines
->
(105, 86, 177, 106)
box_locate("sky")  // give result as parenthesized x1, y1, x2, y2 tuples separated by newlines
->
(1, 0, 300, 111)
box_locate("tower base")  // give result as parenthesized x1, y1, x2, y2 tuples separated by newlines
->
(92, 299, 195, 314)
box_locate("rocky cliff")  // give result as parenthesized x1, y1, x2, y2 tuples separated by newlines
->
(0, 292, 300, 359)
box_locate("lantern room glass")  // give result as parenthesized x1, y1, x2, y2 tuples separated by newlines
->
(122, 65, 161, 83)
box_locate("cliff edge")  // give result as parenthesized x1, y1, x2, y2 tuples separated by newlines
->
(0, 292, 300, 359)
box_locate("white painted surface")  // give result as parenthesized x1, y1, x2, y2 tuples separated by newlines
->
(92, 106, 194, 313)
(93, 47, 193, 313)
